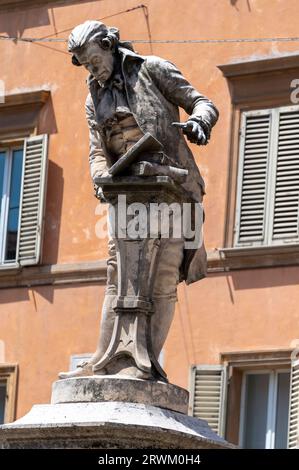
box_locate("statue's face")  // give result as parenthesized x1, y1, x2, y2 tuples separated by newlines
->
(75, 42, 114, 83)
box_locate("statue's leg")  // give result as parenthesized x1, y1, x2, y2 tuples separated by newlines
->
(58, 234, 117, 378)
(89, 236, 118, 362)
(151, 237, 185, 359)
(87, 293, 117, 363)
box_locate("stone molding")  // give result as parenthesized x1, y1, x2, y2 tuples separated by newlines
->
(0, 0, 89, 11)
(1, 245, 299, 288)
(0, 260, 107, 288)
(208, 245, 299, 272)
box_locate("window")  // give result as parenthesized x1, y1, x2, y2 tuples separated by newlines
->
(191, 351, 299, 448)
(0, 380, 6, 424)
(0, 364, 18, 424)
(234, 105, 299, 248)
(0, 135, 48, 267)
(239, 370, 290, 449)
(217, 54, 299, 269)
(0, 147, 23, 263)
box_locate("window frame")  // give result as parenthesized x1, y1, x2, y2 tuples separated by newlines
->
(215, 54, 299, 272)
(239, 368, 290, 449)
(0, 364, 18, 424)
(222, 349, 293, 445)
(0, 134, 49, 271)
(234, 104, 299, 249)
(0, 142, 24, 266)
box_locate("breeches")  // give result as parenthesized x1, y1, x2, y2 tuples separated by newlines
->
(105, 235, 185, 302)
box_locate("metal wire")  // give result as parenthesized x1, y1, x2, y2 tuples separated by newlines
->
(1, 36, 299, 44)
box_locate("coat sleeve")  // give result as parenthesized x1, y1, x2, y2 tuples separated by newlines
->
(145, 56, 219, 141)
(85, 93, 108, 180)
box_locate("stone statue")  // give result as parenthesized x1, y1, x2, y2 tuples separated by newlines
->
(59, 21, 218, 381)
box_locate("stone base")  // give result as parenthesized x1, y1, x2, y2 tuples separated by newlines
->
(0, 402, 232, 449)
(51, 376, 189, 414)
(0, 376, 234, 449)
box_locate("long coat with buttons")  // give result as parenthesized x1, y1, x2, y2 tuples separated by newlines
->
(84, 46, 219, 284)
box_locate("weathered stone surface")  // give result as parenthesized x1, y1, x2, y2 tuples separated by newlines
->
(58, 20, 218, 381)
(0, 402, 233, 449)
(51, 376, 189, 414)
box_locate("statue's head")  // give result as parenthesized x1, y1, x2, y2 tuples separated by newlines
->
(68, 21, 120, 83)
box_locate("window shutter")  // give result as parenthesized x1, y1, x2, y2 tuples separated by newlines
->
(271, 108, 299, 243)
(189, 365, 227, 437)
(16, 134, 48, 266)
(288, 358, 299, 449)
(234, 111, 271, 246)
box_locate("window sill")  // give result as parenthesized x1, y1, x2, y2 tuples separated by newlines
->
(0, 263, 20, 274)
(207, 244, 299, 272)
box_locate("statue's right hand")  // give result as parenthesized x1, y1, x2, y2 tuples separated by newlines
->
(94, 170, 110, 180)
(172, 121, 207, 145)
(93, 170, 111, 186)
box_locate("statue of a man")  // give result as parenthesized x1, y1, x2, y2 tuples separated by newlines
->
(60, 21, 218, 379)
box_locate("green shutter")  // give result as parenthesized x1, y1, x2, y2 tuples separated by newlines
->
(16, 134, 48, 266)
(271, 108, 299, 244)
(234, 110, 271, 246)
(235, 105, 299, 247)
(189, 365, 227, 437)
(288, 358, 299, 449)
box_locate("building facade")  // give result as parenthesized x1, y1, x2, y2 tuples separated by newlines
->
(0, 0, 299, 448)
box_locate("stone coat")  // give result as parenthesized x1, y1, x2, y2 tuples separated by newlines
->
(85, 47, 219, 284)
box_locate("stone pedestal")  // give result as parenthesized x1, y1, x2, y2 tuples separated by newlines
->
(92, 175, 192, 381)
(51, 376, 189, 414)
(0, 376, 233, 449)
(0, 404, 231, 449)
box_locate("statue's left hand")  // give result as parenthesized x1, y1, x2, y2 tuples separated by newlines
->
(172, 120, 207, 145)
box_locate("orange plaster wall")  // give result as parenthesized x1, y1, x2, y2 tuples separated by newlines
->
(166, 266, 299, 390)
(1, 0, 299, 418)
(0, 283, 105, 418)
